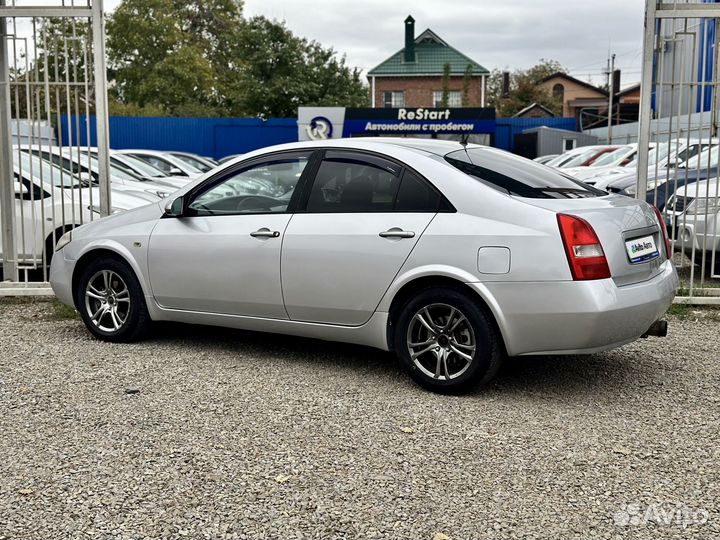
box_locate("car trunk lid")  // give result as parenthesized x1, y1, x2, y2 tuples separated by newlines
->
(522, 194, 666, 286)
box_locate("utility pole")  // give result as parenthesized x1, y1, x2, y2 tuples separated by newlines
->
(607, 53, 616, 143)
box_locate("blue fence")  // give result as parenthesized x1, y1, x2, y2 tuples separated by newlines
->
(60, 115, 578, 158)
(60, 116, 298, 160)
(494, 117, 578, 152)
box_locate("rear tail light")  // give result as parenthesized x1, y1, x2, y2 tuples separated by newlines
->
(557, 213, 611, 280)
(652, 205, 672, 259)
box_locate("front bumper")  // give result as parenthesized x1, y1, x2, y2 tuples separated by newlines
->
(49, 249, 77, 308)
(476, 259, 678, 356)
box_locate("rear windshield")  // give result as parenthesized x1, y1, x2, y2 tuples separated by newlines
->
(445, 148, 605, 199)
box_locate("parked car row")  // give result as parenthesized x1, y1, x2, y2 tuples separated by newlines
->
(1, 148, 227, 268)
(538, 139, 720, 264)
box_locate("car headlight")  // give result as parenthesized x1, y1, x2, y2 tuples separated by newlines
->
(88, 205, 126, 215)
(55, 230, 73, 252)
(687, 198, 720, 215)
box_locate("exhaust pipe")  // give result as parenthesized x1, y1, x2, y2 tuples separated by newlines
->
(642, 319, 668, 338)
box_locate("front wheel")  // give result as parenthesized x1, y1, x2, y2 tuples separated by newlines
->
(394, 288, 503, 394)
(75, 257, 151, 342)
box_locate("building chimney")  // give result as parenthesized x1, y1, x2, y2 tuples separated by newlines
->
(404, 15, 415, 63)
(501, 71, 510, 99)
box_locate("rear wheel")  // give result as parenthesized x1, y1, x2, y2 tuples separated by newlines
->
(394, 287, 503, 394)
(75, 257, 151, 342)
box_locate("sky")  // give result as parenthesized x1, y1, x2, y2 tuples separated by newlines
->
(106, 0, 645, 89)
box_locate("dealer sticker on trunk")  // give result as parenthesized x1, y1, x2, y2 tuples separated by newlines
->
(625, 234, 660, 264)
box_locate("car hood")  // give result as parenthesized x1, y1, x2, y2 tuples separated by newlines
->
(71, 201, 163, 241)
(675, 178, 720, 198)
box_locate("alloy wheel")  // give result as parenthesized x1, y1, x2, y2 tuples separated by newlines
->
(406, 303, 477, 381)
(84, 270, 130, 333)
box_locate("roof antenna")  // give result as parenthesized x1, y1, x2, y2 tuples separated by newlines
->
(460, 133, 470, 146)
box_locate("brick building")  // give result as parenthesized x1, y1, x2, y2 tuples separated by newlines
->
(367, 16, 489, 108)
(537, 72, 608, 120)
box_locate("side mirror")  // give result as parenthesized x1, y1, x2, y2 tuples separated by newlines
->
(79, 171, 95, 182)
(164, 195, 185, 217)
(14, 181, 28, 195)
(169, 167, 186, 176)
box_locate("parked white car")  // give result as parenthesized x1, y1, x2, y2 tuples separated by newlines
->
(2, 152, 152, 266)
(20, 146, 170, 201)
(115, 149, 204, 179)
(665, 178, 720, 264)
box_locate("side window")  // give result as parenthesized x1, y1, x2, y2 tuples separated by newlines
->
(394, 170, 441, 212)
(14, 174, 47, 201)
(305, 151, 401, 213)
(187, 154, 309, 216)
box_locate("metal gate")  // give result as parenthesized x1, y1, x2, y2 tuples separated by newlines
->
(637, 0, 720, 304)
(0, 0, 110, 293)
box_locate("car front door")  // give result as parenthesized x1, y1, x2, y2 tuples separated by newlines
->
(281, 150, 445, 326)
(148, 151, 312, 318)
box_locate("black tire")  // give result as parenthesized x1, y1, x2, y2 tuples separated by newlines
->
(393, 287, 503, 394)
(75, 256, 151, 342)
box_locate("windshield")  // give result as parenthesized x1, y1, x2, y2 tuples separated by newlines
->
(171, 153, 213, 172)
(445, 147, 605, 199)
(16, 152, 84, 188)
(590, 146, 633, 167)
(673, 143, 708, 165)
(122, 154, 170, 177)
(545, 150, 584, 168)
(683, 145, 720, 169)
(72, 154, 144, 183)
(559, 147, 604, 168)
(647, 142, 678, 166)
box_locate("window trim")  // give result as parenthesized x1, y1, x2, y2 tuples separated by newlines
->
(383, 90, 405, 108)
(182, 149, 321, 217)
(295, 148, 455, 214)
(432, 90, 462, 108)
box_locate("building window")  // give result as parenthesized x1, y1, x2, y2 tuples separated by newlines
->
(552, 83, 565, 101)
(383, 91, 405, 108)
(433, 90, 462, 107)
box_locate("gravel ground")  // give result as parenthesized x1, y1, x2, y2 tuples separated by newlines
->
(0, 299, 718, 540)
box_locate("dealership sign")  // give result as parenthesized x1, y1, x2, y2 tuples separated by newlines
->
(298, 106, 496, 141)
(343, 107, 496, 137)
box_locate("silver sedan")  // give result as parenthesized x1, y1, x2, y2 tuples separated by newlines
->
(50, 139, 679, 393)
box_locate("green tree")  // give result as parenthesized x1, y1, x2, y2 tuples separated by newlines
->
(486, 58, 568, 117)
(106, 0, 243, 116)
(462, 64, 473, 107)
(227, 16, 367, 118)
(106, 0, 368, 118)
(440, 63, 451, 108)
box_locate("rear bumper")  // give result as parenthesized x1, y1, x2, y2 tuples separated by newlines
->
(476, 259, 678, 356)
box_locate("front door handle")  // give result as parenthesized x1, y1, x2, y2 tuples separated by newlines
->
(250, 228, 280, 238)
(379, 228, 415, 239)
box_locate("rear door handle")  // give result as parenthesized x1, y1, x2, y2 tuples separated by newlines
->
(250, 228, 280, 238)
(379, 228, 415, 239)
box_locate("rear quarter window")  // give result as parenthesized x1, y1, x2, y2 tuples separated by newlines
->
(445, 148, 605, 199)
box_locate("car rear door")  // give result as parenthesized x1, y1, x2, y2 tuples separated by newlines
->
(280, 150, 444, 326)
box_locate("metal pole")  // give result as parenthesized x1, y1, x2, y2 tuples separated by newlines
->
(607, 53, 615, 143)
(92, 0, 111, 216)
(0, 2, 18, 281)
(636, 0, 658, 199)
